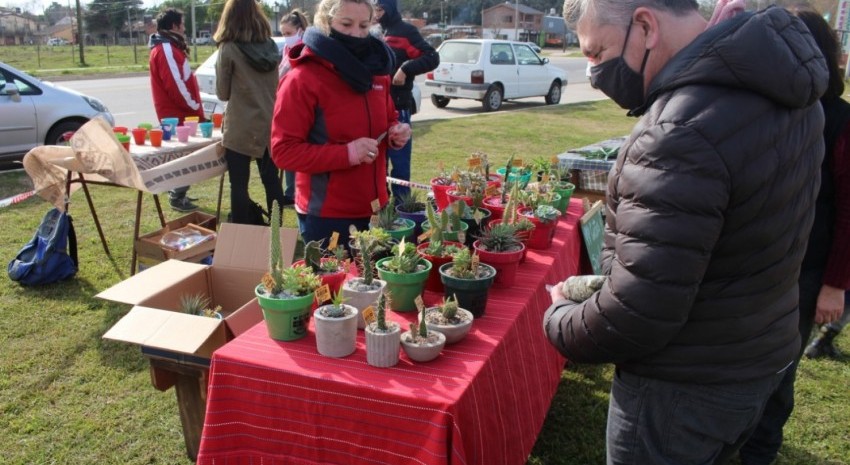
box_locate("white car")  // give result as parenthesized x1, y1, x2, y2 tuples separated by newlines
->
(196, 37, 421, 119)
(0, 61, 114, 163)
(425, 39, 567, 112)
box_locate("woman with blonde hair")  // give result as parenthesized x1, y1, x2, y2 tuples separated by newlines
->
(270, 0, 411, 248)
(214, 0, 285, 224)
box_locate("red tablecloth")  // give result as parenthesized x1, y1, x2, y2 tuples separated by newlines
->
(196, 199, 584, 465)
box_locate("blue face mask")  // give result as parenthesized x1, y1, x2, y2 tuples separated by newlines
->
(589, 20, 651, 111)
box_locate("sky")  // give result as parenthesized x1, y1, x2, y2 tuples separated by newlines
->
(8, 0, 168, 15)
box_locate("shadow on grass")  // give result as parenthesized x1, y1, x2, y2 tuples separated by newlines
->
(527, 363, 612, 465)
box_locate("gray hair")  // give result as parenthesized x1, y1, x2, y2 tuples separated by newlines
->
(563, 0, 698, 28)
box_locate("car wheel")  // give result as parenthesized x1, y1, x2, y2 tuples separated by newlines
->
(46, 120, 85, 145)
(431, 95, 450, 108)
(545, 81, 562, 105)
(482, 85, 503, 112)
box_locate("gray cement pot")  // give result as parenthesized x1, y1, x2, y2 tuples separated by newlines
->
(341, 278, 387, 329)
(313, 304, 358, 358)
(424, 307, 474, 344)
(400, 330, 446, 362)
(365, 322, 401, 368)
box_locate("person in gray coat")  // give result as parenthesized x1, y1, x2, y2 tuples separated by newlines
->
(214, 0, 285, 224)
(543, 1, 828, 463)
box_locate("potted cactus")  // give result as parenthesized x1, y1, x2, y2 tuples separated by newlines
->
(438, 247, 496, 318)
(293, 239, 349, 295)
(348, 226, 393, 264)
(430, 166, 457, 211)
(473, 222, 524, 288)
(517, 204, 561, 250)
(420, 201, 469, 244)
(313, 291, 358, 358)
(374, 201, 416, 242)
(179, 293, 222, 320)
(375, 237, 432, 312)
(424, 295, 474, 344)
(552, 164, 575, 214)
(417, 202, 465, 293)
(364, 292, 401, 367)
(342, 225, 388, 329)
(444, 200, 492, 248)
(255, 201, 322, 341)
(394, 191, 428, 237)
(400, 306, 446, 362)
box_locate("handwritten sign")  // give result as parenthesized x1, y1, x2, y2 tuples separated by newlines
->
(328, 232, 339, 251)
(315, 284, 331, 304)
(370, 215, 379, 227)
(550, 156, 560, 166)
(512, 158, 524, 167)
(468, 157, 482, 168)
(414, 295, 425, 312)
(580, 200, 605, 275)
(362, 306, 376, 325)
(485, 184, 499, 197)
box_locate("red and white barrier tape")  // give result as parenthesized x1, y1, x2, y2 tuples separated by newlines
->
(0, 190, 36, 209)
(386, 177, 430, 190)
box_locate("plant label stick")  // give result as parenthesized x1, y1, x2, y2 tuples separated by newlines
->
(362, 306, 376, 325)
(328, 232, 339, 251)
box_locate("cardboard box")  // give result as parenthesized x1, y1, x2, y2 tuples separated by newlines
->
(99, 223, 299, 362)
(135, 212, 218, 262)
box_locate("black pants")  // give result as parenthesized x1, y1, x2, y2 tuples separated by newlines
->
(225, 148, 285, 224)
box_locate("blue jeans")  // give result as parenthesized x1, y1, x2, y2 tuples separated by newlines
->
(607, 369, 785, 465)
(387, 109, 411, 203)
(738, 269, 821, 465)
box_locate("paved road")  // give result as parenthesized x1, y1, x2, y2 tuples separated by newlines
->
(59, 56, 606, 128)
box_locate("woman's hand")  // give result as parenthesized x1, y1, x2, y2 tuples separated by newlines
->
(388, 123, 411, 149)
(392, 69, 407, 86)
(815, 284, 845, 325)
(549, 281, 567, 303)
(347, 137, 380, 165)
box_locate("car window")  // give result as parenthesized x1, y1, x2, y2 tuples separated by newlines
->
(490, 44, 515, 65)
(514, 44, 541, 65)
(0, 69, 39, 96)
(439, 42, 481, 64)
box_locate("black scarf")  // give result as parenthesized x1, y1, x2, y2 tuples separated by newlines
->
(151, 30, 189, 54)
(302, 27, 394, 94)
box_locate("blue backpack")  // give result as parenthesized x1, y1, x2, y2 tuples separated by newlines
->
(8, 208, 78, 286)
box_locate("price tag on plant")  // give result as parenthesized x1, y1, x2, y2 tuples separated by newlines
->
(438, 161, 445, 172)
(512, 158, 524, 167)
(472, 253, 480, 269)
(370, 215, 379, 226)
(457, 231, 466, 244)
(315, 284, 331, 304)
(542, 173, 550, 183)
(468, 157, 481, 168)
(417, 229, 432, 243)
(473, 209, 484, 223)
(414, 295, 425, 312)
(362, 306, 376, 325)
(328, 231, 339, 251)
(451, 171, 460, 182)
(550, 156, 560, 166)
(485, 185, 499, 197)
(370, 199, 381, 213)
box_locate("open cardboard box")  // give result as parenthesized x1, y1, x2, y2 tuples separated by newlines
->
(99, 223, 299, 363)
(135, 211, 218, 263)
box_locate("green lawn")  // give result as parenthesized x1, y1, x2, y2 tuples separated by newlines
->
(0, 101, 847, 464)
(1, 44, 215, 78)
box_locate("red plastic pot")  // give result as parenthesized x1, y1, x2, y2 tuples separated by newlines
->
(487, 218, 533, 263)
(446, 189, 473, 207)
(472, 239, 524, 288)
(431, 177, 455, 211)
(416, 241, 464, 293)
(482, 195, 508, 222)
(517, 207, 558, 250)
(292, 258, 348, 297)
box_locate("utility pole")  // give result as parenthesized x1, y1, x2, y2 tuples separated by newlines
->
(74, 0, 85, 64)
(514, 0, 519, 41)
(191, 0, 197, 62)
(127, 6, 137, 64)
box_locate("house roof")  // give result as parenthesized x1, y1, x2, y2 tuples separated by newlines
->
(483, 3, 544, 16)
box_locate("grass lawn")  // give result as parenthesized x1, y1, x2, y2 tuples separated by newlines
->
(0, 100, 848, 464)
(1, 44, 216, 78)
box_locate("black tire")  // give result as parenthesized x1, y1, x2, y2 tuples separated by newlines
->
(45, 120, 85, 146)
(545, 81, 562, 105)
(431, 95, 450, 108)
(482, 85, 503, 112)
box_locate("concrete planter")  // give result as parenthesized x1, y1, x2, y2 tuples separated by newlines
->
(313, 304, 358, 358)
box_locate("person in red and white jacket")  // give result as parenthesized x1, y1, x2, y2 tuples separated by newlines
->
(271, 0, 410, 250)
(148, 8, 205, 212)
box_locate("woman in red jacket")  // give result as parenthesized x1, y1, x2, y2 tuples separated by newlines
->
(271, 0, 410, 248)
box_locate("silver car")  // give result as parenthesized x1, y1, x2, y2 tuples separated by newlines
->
(0, 61, 114, 163)
(196, 37, 420, 119)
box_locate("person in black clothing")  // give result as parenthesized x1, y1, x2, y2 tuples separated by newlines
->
(374, 0, 439, 203)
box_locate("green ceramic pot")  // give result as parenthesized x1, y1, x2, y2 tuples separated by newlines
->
(255, 284, 315, 341)
(376, 256, 432, 312)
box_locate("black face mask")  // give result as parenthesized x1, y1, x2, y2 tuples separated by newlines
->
(589, 20, 651, 111)
(330, 28, 372, 59)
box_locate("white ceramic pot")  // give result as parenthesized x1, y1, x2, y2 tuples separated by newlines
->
(341, 278, 387, 329)
(400, 329, 446, 362)
(424, 307, 474, 344)
(313, 304, 358, 358)
(365, 322, 401, 368)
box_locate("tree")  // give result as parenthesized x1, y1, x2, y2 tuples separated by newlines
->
(44, 2, 71, 26)
(86, 0, 143, 40)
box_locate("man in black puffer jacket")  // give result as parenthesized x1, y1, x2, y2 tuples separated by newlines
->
(543, 1, 828, 463)
(374, 0, 439, 203)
